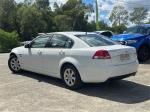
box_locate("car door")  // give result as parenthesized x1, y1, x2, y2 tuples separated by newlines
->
(41, 34, 74, 78)
(20, 35, 51, 73)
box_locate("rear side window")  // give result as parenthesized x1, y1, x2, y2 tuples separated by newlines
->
(101, 32, 112, 37)
(76, 34, 117, 47)
(50, 34, 73, 48)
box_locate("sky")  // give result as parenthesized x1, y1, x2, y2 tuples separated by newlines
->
(15, 0, 150, 24)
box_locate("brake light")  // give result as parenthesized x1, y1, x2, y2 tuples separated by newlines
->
(92, 50, 111, 59)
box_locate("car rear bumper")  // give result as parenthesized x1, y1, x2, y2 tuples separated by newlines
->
(106, 72, 136, 81)
(80, 60, 138, 83)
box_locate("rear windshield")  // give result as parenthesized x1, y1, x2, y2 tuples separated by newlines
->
(76, 34, 117, 47)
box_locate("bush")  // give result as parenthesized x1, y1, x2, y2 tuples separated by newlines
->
(0, 29, 19, 53)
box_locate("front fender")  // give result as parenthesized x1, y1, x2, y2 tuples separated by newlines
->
(9, 50, 19, 58)
(9, 47, 24, 59)
(136, 37, 150, 50)
(129, 36, 150, 50)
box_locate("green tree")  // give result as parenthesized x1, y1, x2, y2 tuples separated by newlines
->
(36, 0, 50, 10)
(0, 0, 16, 31)
(54, 15, 72, 31)
(86, 21, 109, 32)
(53, 2, 59, 10)
(111, 24, 127, 34)
(0, 29, 19, 52)
(61, 0, 92, 31)
(130, 7, 148, 25)
(109, 5, 129, 26)
(145, 19, 150, 24)
(16, 5, 47, 40)
(40, 9, 56, 32)
(98, 21, 108, 30)
(86, 21, 96, 31)
(24, 0, 32, 5)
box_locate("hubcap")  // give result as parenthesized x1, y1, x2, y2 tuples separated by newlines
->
(10, 58, 21, 71)
(64, 68, 76, 86)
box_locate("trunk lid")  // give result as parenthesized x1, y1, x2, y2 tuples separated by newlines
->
(91, 45, 137, 65)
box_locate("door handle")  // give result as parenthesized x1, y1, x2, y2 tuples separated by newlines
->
(59, 51, 65, 56)
(37, 51, 42, 55)
(18, 54, 22, 57)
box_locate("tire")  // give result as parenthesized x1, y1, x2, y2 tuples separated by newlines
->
(8, 56, 22, 73)
(61, 64, 82, 90)
(138, 46, 150, 62)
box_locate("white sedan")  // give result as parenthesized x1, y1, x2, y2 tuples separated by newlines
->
(8, 32, 138, 89)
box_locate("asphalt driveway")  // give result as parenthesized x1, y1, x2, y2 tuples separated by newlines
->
(0, 53, 149, 112)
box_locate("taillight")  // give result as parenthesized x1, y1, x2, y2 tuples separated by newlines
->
(92, 50, 111, 59)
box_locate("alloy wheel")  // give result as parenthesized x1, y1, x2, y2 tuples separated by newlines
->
(64, 68, 76, 87)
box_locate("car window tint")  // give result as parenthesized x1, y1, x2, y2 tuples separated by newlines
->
(146, 27, 150, 34)
(76, 34, 117, 47)
(31, 36, 50, 48)
(101, 32, 112, 37)
(126, 26, 139, 34)
(139, 27, 147, 34)
(50, 34, 73, 48)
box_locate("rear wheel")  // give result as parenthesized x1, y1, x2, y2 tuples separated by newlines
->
(8, 56, 21, 73)
(138, 46, 150, 62)
(61, 64, 82, 89)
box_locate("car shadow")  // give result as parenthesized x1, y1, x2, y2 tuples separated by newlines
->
(140, 59, 150, 64)
(16, 71, 150, 104)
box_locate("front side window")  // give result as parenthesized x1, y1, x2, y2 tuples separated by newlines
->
(50, 34, 73, 48)
(76, 34, 117, 47)
(31, 36, 50, 48)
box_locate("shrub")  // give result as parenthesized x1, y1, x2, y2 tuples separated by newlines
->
(0, 29, 19, 53)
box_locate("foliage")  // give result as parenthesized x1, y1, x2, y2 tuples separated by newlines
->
(0, 0, 92, 41)
(36, 0, 50, 10)
(86, 21, 109, 32)
(54, 15, 72, 31)
(0, 0, 16, 31)
(98, 21, 109, 30)
(56, 0, 91, 31)
(145, 19, 150, 24)
(130, 7, 148, 25)
(86, 21, 96, 31)
(0, 29, 19, 52)
(111, 24, 127, 34)
(0, 0, 150, 47)
(109, 5, 129, 26)
(16, 5, 47, 41)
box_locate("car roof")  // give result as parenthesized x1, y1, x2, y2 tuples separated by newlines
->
(55, 31, 87, 35)
(45, 31, 97, 36)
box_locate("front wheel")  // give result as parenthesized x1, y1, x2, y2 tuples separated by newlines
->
(62, 65, 82, 90)
(138, 46, 150, 62)
(8, 56, 22, 73)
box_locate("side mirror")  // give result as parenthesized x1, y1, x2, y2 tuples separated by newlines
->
(24, 43, 31, 48)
